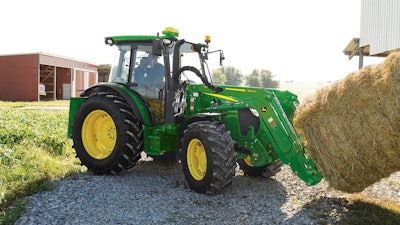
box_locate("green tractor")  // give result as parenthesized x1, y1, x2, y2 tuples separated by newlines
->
(68, 27, 322, 193)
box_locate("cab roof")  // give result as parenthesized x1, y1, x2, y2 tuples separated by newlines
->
(104, 27, 179, 46)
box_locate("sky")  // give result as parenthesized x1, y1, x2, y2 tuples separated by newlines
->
(1, 0, 385, 82)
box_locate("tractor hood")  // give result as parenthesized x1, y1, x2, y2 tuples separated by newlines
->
(185, 84, 298, 119)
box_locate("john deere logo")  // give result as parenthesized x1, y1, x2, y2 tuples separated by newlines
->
(261, 106, 268, 112)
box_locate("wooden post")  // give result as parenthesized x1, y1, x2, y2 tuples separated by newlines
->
(359, 47, 364, 70)
(53, 66, 57, 100)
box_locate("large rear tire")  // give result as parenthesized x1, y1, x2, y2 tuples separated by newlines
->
(72, 93, 143, 174)
(181, 121, 236, 194)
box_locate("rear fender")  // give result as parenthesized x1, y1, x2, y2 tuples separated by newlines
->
(67, 97, 84, 138)
(67, 83, 152, 139)
(80, 83, 152, 125)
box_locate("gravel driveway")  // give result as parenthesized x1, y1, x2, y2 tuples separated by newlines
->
(15, 155, 400, 225)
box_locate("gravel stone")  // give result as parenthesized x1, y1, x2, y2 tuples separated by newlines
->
(15, 156, 400, 225)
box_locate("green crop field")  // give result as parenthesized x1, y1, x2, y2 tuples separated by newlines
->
(0, 100, 83, 224)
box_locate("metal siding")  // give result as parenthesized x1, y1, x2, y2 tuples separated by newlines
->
(89, 71, 97, 88)
(75, 70, 85, 97)
(0, 53, 98, 101)
(39, 54, 97, 72)
(0, 54, 39, 101)
(360, 0, 400, 55)
(56, 67, 72, 100)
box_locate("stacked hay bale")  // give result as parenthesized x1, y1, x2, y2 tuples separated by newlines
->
(294, 50, 400, 193)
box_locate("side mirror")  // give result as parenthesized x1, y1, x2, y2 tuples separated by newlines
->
(152, 39, 163, 56)
(220, 51, 225, 66)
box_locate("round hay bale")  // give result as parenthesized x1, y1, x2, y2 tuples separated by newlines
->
(293, 50, 400, 193)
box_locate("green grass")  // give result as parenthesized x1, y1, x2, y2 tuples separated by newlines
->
(0, 100, 84, 225)
(0, 100, 70, 107)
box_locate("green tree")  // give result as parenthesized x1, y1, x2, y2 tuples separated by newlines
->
(246, 74, 261, 87)
(260, 69, 280, 88)
(214, 66, 243, 86)
(211, 70, 227, 85)
(245, 69, 279, 88)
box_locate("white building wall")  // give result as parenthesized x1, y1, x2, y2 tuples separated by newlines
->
(360, 0, 400, 55)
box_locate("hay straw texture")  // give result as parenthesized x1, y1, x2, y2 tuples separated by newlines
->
(293, 50, 400, 193)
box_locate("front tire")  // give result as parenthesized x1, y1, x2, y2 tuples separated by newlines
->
(181, 121, 236, 194)
(72, 93, 143, 174)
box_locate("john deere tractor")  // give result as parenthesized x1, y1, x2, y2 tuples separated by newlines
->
(68, 27, 322, 193)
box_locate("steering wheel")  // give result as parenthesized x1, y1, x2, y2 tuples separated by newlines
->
(173, 66, 223, 93)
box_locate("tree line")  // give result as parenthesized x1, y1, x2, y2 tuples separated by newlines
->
(212, 66, 280, 88)
(98, 64, 280, 88)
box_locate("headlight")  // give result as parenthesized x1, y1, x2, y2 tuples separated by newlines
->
(105, 38, 114, 46)
(163, 39, 172, 45)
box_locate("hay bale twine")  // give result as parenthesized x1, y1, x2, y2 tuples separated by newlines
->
(293, 50, 400, 193)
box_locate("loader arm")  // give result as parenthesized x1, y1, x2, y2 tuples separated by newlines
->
(261, 93, 322, 185)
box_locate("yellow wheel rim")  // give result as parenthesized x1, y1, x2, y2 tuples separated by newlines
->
(244, 156, 254, 166)
(82, 110, 116, 160)
(187, 138, 207, 180)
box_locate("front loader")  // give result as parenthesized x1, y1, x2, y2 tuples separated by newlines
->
(68, 27, 322, 193)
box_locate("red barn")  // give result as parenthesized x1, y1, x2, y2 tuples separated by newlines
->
(0, 53, 98, 101)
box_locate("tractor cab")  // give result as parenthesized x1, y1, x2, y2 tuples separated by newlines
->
(105, 27, 224, 124)
(108, 44, 166, 99)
